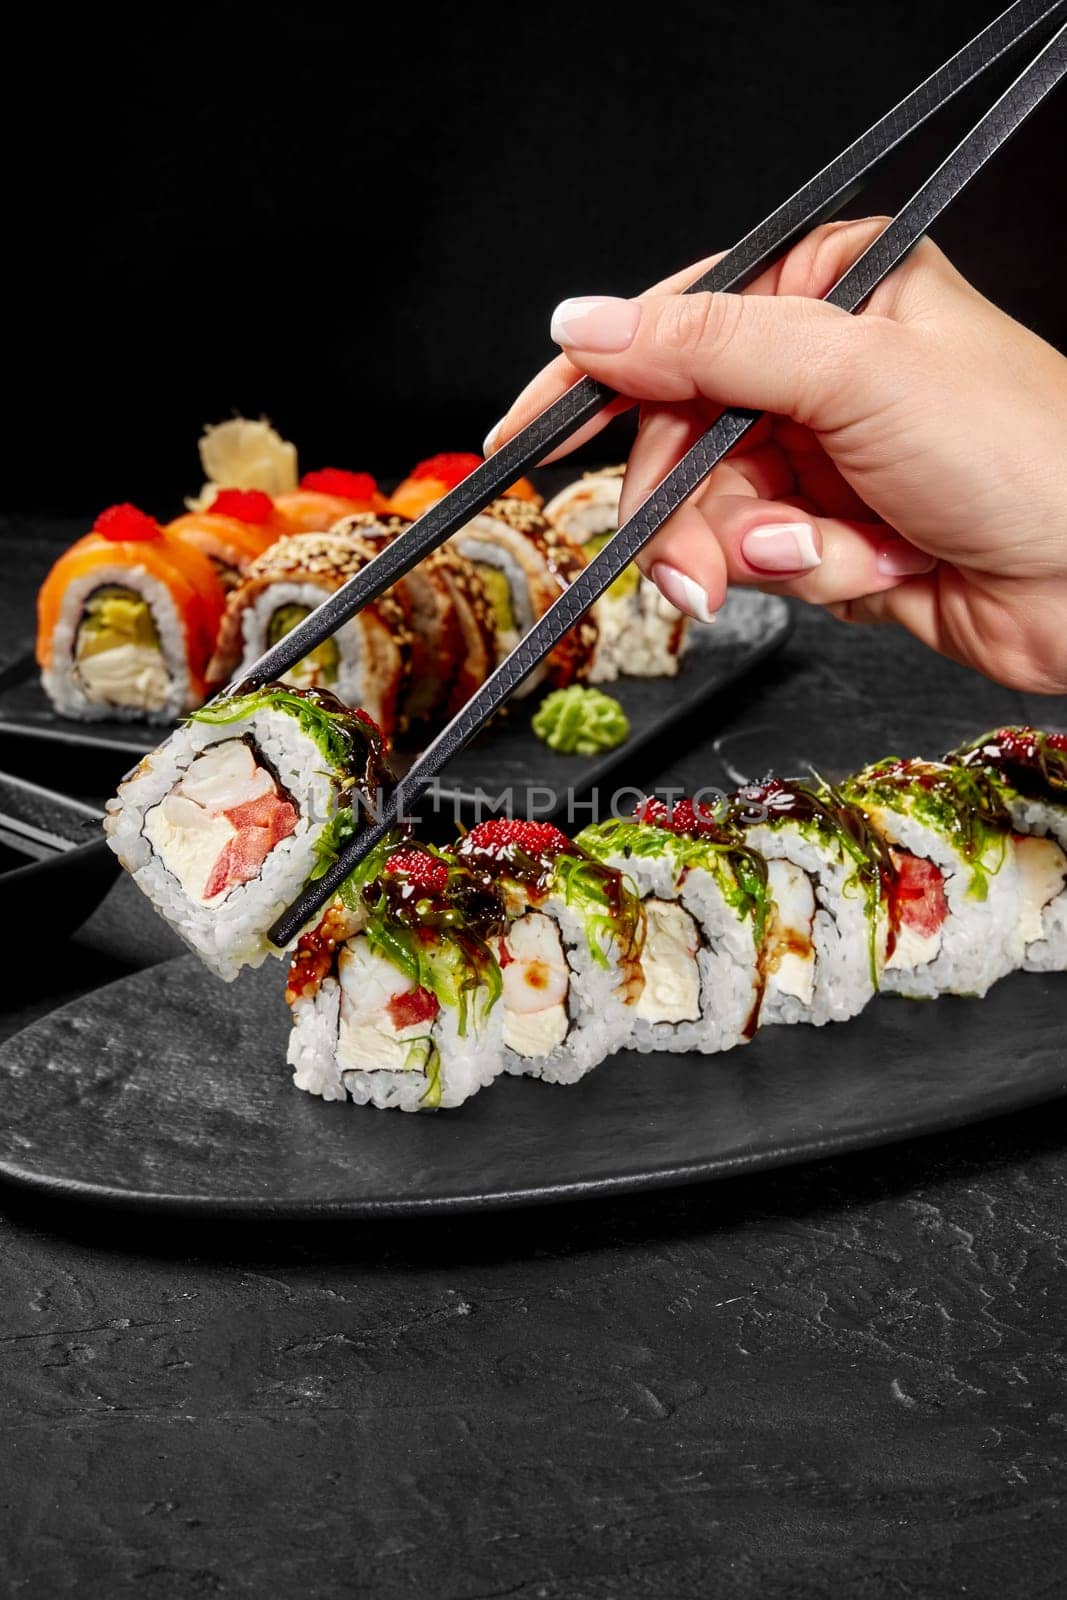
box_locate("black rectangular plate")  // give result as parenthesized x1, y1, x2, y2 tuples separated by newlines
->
(0, 591, 792, 815)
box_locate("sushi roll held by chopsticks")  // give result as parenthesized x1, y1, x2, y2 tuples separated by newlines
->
(37, 503, 226, 722)
(104, 685, 392, 980)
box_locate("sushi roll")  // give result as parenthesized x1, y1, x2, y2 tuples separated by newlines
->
(105, 684, 391, 981)
(427, 546, 498, 718)
(167, 488, 284, 592)
(185, 416, 299, 510)
(330, 512, 464, 727)
(273, 468, 389, 536)
(37, 504, 226, 722)
(387, 452, 541, 522)
(209, 528, 411, 740)
(948, 727, 1067, 972)
(285, 843, 507, 1110)
(449, 499, 598, 696)
(454, 819, 644, 1083)
(542, 466, 688, 683)
(577, 798, 769, 1054)
(841, 758, 1023, 999)
(725, 778, 894, 1027)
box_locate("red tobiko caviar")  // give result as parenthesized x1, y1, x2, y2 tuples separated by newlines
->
(299, 468, 378, 500)
(384, 850, 449, 893)
(93, 503, 161, 542)
(208, 488, 275, 524)
(634, 795, 725, 837)
(462, 818, 571, 856)
(353, 707, 383, 737)
(410, 452, 482, 488)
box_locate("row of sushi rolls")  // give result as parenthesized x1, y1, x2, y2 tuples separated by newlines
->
(42, 425, 1067, 1113)
(37, 416, 690, 738)
(103, 682, 1067, 1109)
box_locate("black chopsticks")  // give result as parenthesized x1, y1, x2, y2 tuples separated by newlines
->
(234, 0, 1064, 695)
(269, 11, 1067, 948)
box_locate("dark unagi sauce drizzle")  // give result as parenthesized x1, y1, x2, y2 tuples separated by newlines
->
(728, 777, 896, 1012)
(951, 727, 1067, 802)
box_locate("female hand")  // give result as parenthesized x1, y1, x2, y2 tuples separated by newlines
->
(485, 217, 1067, 693)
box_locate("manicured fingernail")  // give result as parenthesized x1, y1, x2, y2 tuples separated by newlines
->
(650, 562, 717, 625)
(482, 417, 504, 455)
(550, 296, 641, 353)
(876, 540, 936, 578)
(741, 521, 821, 574)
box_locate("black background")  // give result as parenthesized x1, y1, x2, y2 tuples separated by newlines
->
(4, 0, 1065, 514)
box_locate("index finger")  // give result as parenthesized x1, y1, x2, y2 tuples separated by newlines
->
(485, 251, 732, 464)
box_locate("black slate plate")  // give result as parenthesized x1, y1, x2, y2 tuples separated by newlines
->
(0, 591, 792, 814)
(0, 955, 1063, 1219)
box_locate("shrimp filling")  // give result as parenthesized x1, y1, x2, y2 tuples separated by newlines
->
(764, 858, 816, 1006)
(636, 898, 701, 1025)
(75, 585, 168, 711)
(143, 737, 297, 902)
(336, 937, 439, 1075)
(501, 911, 570, 1057)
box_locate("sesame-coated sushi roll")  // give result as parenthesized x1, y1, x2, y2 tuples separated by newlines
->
(543, 466, 688, 682)
(208, 528, 411, 740)
(285, 844, 507, 1111)
(387, 452, 541, 522)
(167, 489, 284, 591)
(947, 727, 1067, 972)
(450, 499, 598, 695)
(105, 685, 390, 980)
(273, 468, 390, 536)
(577, 799, 769, 1054)
(36, 504, 226, 722)
(725, 778, 893, 1027)
(454, 820, 644, 1084)
(841, 759, 1023, 999)
(330, 512, 464, 728)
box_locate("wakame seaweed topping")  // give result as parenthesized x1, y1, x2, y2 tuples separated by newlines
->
(576, 813, 771, 950)
(949, 726, 1067, 803)
(729, 777, 895, 984)
(455, 819, 644, 968)
(339, 840, 507, 1035)
(843, 758, 1012, 897)
(191, 683, 391, 797)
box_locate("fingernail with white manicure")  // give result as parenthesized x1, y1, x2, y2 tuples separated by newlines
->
(650, 562, 717, 625)
(550, 296, 641, 352)
(741, 521, 821, 574)
(482, 417, 504, 456)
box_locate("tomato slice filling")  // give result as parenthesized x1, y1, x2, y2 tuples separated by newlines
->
(203, 791, 298, 900)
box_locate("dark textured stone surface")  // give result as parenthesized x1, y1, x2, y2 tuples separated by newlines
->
(1, 522, 1066, 1595)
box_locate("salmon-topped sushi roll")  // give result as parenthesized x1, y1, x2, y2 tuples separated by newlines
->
(37, 504, 226, 722)
(167, 488, 285, 591)
(273, 469, 390, 536)
(387, 452, 541, 521)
